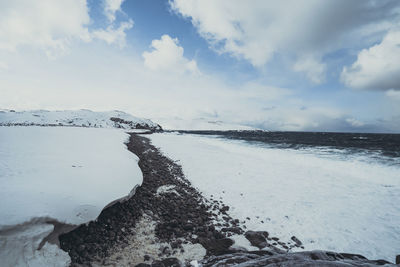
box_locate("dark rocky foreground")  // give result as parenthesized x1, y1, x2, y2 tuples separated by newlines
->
(202, 250, 397, 266)
(59, 134, 398, 266)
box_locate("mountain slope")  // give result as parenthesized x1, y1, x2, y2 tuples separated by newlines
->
(0, 109, 162, 131)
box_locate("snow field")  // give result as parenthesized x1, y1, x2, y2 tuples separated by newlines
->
(0, 127, 143, 266)
(148, 133, 400, 263)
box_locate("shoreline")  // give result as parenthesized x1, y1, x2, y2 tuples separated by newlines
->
(59, 133, 253, 265)
(58, 133, 397, 266)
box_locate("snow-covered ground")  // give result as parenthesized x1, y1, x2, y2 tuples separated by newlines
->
(0, 127, 142, 266)
(149, 132, 400, 263)
(0, 109, 161, 130)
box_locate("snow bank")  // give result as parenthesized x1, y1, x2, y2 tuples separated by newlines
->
(0, 109, 161, 130)
(0, 127, 142, 266)
(0, 219, 71, 267)
(149, 133, 400, 263)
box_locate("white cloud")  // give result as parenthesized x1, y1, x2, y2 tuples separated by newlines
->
(293, 56, 326, 84)
(0, 0, 91, 56)
(170, 0, 400, 83)
(142, 35, 199, 74)
(341, 30, 400, 91)
(104, 0, 125, 23)
(0, 0, 133, 57)
(345, 118, 365, 127)
(92, 20, 133, 48)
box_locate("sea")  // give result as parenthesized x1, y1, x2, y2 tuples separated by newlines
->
(175, 130, 400, 166)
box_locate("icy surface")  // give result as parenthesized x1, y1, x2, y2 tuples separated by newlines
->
(0, 109, 160, 130)
(149, 133, 400, 262)
(0, 127, 142, 266)
(0, 220, 71, 267)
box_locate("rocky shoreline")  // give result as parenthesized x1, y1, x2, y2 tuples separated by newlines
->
(59, 134, 398, 266)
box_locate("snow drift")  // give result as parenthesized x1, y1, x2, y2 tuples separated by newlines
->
(0, 127, 143, 266)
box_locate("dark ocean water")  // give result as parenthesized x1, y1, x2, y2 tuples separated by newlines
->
(175, 131, 400, 160)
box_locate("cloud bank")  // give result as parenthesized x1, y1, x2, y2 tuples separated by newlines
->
(342, 30, 400, 91)
(170, 0, 400, 84)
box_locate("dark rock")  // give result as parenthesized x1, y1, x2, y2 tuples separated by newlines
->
(182, 223, 194, 230)
(151, 260, 165, 267)
(291, 235, 302, 246)
(135, 264, 151, 267)
(77, 244, 85, 252)
(221, 227, 242, 234)
(245, 231, 269, 249)
(161, 257, 181, 267)
(220, 206, 230, 212)
(396, 255, 400, 264)
(144, 254, 151, 261)
(200, 250, 395, 266)
(199, 238, 234, 255)
(170, 241, 179, 249)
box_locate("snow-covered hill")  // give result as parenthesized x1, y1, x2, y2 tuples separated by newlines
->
(0, 109, 162, 131)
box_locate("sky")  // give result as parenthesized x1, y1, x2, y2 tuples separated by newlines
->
(1, 0, 400, 132)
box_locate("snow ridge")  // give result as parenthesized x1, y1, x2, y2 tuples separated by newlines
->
(0, 109, 162, 131)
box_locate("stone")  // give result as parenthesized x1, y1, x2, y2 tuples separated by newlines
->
(199, 238, 235, 255)
(245, 231, 269, 249)
(200, 250, 395, 266)
(144, 255, 151, 261)
(151, 260, 165, 267)
(161, 257, 181, 267)
(291, 236, 302, 246)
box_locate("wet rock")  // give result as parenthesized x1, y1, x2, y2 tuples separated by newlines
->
(396, 255, 400, 264)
